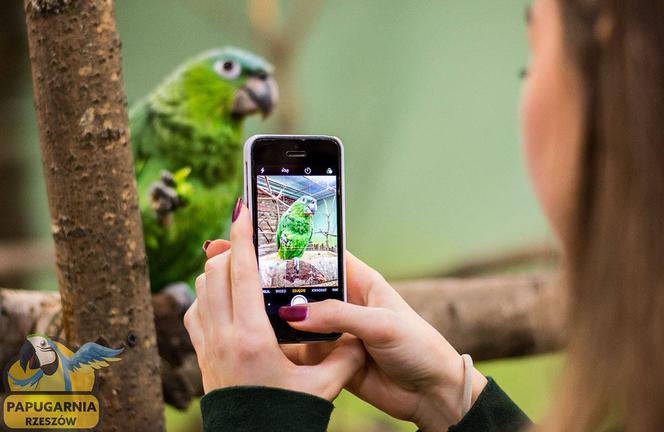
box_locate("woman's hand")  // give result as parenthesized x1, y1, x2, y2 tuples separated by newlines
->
(279, 253, 488, 431)
(184, 200, 365, 400)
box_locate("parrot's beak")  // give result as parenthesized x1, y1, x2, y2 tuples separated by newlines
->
(304, 202, 317, 216)
(19, 340, 38, 372)
(231, 74, 278, 119)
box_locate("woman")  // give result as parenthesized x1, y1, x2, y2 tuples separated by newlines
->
(184, 0, 664, 430)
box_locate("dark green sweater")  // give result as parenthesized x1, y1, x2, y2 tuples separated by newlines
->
(201, 377, 531, 431)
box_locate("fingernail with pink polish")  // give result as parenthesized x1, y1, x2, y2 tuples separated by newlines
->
(278, 306, 308, 322)
(202, 240, 211, 252)
(232, 197, 243, 223)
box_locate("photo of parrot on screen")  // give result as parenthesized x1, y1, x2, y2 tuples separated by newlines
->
(276, 195, 317, 273)
(130, 47, 278, 292)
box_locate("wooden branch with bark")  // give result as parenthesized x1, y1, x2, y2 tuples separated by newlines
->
(393, 273, 566, 360)
(0, 273, 565, 408)
(23, 0, 164, 429)
(0, 285, 197, 410)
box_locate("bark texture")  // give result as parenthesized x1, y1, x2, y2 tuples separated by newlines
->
(393, 273, 566, 360)
(0, 272, 565, 408)
(23, 0, 164, 429)
(0, 287, 196, 410)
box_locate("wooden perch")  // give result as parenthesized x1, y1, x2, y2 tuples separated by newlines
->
(393, 273, 566, 360)
(24, 0, 163, 428)
(0, 285, 197, 410)
(0, 273, 565, 408)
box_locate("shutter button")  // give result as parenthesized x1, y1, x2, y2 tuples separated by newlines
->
(290, 295, 308, 306)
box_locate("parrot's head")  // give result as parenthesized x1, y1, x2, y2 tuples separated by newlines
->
(178, 47, 278, 122)
(292, 195, 317, 218)
(19, 334, 58, 374)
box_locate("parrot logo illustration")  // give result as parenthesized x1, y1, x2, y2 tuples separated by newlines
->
(276, 196, 317, 273)
(130, 46, 278, 293)
(6, 334, 122, 392)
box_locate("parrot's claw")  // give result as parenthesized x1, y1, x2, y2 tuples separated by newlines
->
(294, 257, 300, 274)
(149, 170, 182, 226)
(159, 170, 177, 188)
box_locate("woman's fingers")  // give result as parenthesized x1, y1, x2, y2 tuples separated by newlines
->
(204, 239, 231, 259)
(280, 344, 305, 364)
(303, 336, 366, 399)
(194, 273, 211, 324)
(281, 299, 399, 346)
(183, 299, 204, 348)
(229, 201, 268, 328)
(183, 299, 214, 393)
(203, 251, 233, 325)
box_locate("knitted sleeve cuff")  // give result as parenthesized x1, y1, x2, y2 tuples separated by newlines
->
(201, 386, 334, 432)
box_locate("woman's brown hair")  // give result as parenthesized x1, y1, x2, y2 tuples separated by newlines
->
(544, 0, 664, 430)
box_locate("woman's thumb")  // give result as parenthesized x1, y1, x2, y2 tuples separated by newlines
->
(279, 299, 395, 345)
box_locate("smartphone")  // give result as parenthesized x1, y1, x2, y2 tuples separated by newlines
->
(244, 135, 346, 343)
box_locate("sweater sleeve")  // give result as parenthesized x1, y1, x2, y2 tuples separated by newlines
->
(200, 386, 334, 432)
(447, 377, 532, 432)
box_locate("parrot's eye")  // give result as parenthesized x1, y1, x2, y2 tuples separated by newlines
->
(40, 340, 46, 347)
(214, 59, 241, 80)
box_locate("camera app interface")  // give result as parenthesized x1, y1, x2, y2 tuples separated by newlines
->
(255, 167, 342, 315)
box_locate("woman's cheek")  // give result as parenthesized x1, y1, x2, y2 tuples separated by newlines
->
(521, 74, 553, 219)
(520, 64, 584, 243)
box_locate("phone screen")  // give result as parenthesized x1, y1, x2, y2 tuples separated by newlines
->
(248, 137, 344, 342)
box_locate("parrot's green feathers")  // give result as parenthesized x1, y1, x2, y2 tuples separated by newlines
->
(276, 196, 317, 260)
(131, 47, 277, 292)
(172, 167, 193, 205)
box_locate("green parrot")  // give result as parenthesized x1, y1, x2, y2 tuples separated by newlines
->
(130, 47, 278, 292)
(276, 195, 317, 273)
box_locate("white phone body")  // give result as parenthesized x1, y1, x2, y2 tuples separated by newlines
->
(243, 134, 347, 343)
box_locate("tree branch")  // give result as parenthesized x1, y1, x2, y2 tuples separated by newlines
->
(393, 273, 566, 360)
(24, 0, 164, 428)
(0, 286, 196, 410)
(0, 272, 565, 407)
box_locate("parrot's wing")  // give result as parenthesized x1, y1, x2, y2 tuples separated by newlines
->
(66, 343, 124, 372)
(8, 369, 44, 388)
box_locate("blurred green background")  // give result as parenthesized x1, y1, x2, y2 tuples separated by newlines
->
(7, 0, 563, 430)
(115, 0, 549, 280)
